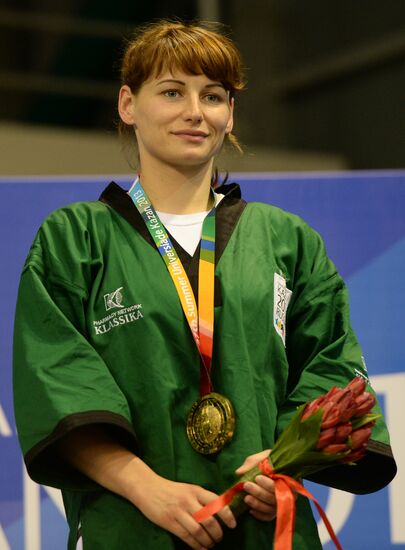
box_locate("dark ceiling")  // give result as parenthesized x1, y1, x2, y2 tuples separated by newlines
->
(0, 2, 198, 130)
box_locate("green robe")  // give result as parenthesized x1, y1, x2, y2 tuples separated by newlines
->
(13, 182, 396, 549)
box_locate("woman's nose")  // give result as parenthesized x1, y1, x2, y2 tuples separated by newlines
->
(183, 94, 203, 123)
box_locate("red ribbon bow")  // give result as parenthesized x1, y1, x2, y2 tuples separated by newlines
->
(193, 459, 343, 550)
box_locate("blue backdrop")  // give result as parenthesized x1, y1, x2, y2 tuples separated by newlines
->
(1, 171, 404, 549)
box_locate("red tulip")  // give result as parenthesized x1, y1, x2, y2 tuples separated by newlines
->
(334, 423, 352, 443)
(301, 396, 325, 420)
(354, 393, 375, 417)
(347, 376, 366, 396)
(301, 377, 377, 461)
(323, 443, 349, 454)
(324, 387, 341, 400)
(328, 387, 350, 406)
(351, 425, 373, 450)
(316, 427, 337, 449)
(320, 403, 342, 429)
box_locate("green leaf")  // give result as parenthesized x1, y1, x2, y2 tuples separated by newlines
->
(351, 413, 381, 430)
(270, 407, 323, 473)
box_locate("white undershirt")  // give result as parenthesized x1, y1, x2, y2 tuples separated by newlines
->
(156, 193, 224, 256)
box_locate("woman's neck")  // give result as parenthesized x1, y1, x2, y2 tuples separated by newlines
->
(137, 159, 215, 214)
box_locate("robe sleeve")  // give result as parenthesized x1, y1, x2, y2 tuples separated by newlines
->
(277, 222, 396, 494)
(13, 206, 138, 490)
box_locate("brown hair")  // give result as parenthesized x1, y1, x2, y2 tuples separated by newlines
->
(118, 19, 246, 153)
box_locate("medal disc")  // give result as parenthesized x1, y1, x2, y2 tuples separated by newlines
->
(186, 392, 235, 455)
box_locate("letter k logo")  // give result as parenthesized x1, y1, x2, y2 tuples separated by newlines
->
(104, 287, 124, 310)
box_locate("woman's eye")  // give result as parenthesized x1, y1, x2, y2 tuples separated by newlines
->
(205, 94, 222, 103)
(164, 90, 180, 98)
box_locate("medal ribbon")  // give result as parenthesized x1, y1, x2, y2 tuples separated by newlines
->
(128, 177, 215, 395)
(192, 459, 343, 550)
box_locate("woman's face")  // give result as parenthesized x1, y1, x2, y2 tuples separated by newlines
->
(119, 70, 234, 171)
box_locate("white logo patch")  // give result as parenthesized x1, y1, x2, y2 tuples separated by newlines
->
(104, 287, 124, 310)
(93, 287, 144, 336)
(273, 272, 292, 346)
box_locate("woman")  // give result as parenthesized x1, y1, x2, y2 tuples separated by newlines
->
(13, 20, 396, 550)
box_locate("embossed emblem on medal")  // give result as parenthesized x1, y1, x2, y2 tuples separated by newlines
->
(187, 392, 235, 454)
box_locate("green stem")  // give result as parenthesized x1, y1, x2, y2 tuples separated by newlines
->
(228, 465, 261, 518)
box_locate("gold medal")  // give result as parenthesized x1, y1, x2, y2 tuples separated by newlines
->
(186, 392, 235, 455)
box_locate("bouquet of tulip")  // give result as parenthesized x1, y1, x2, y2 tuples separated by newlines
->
(193, 377, 379, 550)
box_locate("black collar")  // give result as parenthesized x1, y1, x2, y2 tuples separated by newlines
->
(99, 181, 247, 305)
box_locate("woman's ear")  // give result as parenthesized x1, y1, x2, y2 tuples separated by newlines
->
(118, 85, 136, 126)
(225, 97, 234, 135)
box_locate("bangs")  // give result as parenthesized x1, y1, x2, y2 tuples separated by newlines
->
(147, 32, 243, 93)
(122, 22, 245, 95)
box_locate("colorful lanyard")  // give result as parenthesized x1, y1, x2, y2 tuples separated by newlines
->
(128, 177, 215, 396)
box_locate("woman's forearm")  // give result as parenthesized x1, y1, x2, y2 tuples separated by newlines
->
(57, 424, 154, 506)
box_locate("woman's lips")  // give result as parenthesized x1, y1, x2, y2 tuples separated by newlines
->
(172, 130, 208, 143)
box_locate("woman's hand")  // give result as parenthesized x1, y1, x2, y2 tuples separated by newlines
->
(131, 469, 236, 550)
(235, 449, 277, 522)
